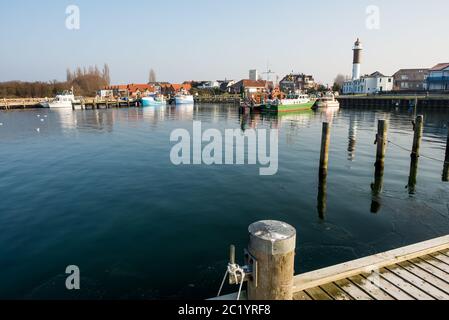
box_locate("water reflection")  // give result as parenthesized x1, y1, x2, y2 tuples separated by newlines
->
(317, 172, 327, 220)
(348, 115, 358, 161)
(371, 161, 385, 214)
(408, 157, 419, 194)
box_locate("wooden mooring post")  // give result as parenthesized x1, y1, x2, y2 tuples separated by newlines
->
(408, 115, 424, 193)
(247, 221, 297, 300)
(375, 120, 388, 166)
(319, 122, 331, 176)
(371, 120, 388, 213)
(443, 125, 449, 182)
(318, 122, 331, 219)
(411, 115, 424, 159)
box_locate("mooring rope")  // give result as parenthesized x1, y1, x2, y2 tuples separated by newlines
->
(217, 264, 246, 301)
(387, 139, 445, 163)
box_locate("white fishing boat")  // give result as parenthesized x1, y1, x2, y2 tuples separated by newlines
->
(313, 92, 340, 110)
(142, 94, 167, 106)
(175, 93, 194, 105)
(40, 90, 80, 109)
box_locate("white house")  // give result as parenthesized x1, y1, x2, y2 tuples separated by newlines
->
(343, 72, 393, 94)
(199, 81, 220, 89)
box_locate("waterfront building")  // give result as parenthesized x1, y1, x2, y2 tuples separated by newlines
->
(230, 80, 272, 95)
(393, 69, 429, 91)
(160, 83, 192, 96)
(343, 39, 393, 94)
(427, 63, 449, 91)
(249, 70, 259, 81)
(218, 80, 236, 93)
(279, 74, 316, 93)
(198, 81, 220, 89)
(343, 72, 393, 94)
(103, 84, 155, 97)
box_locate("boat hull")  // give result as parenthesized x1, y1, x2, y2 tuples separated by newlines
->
(141, 98, 166, 107)
(45, 102, 75, 109)
(262, 101, 315, 113)
(175, 96, 195, 104)
(312, 101, 340, 109)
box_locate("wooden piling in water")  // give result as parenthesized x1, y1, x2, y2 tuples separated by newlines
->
(247, 221, 296, 300)
(376, 120, 388, 166)
(411, 115, 424, 159)
(372, 120, 388, 213)
(443, 126, 449, 182)
(317, 122, 331, 219)
(408, 116, 423, 193)
(319, 122, 331, 176)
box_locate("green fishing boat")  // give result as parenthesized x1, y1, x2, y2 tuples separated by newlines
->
(262, 94, 315, 113)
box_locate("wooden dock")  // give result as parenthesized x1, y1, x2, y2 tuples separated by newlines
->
(72, 98, 139, 109)
(0, 98, 43, 109)
(0, 98, 140, 110)
(294, 235, 449, 300)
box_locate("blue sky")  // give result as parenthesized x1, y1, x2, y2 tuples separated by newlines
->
(0, 0, 448, 85)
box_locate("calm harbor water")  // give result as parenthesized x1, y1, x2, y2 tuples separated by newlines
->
(1, 104, 449, 299)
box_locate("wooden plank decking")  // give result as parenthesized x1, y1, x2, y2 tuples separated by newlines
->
(294, 236, 449, 300)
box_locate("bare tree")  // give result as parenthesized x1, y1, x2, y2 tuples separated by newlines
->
(149, 69, 157, 83)
(66, 68, 73, 82)
(333, 74, 347, 92)
(102, 64, 111, 85)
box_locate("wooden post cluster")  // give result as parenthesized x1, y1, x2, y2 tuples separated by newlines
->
(247, 221, 296, 300)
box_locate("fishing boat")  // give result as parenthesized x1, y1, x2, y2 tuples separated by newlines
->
(313, 92, 340, 110)
(262, 94, 315, 113)
(40, 90, 80, 109)
(175, 93, 194, 105)
(141, 94, 166, 106)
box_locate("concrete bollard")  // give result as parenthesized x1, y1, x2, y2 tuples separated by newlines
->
(247, 220, 296, 300)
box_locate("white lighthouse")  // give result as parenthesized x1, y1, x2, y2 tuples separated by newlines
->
(352, 38, 363, 80)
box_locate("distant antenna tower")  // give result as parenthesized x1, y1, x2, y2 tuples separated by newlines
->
(262, 61, 275, 82)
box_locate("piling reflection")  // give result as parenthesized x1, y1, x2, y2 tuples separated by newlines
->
(443, 163, 449, 182)
(371, 161, 384, 213)
(317, 171, 327, 220)
(348, 115, 358, 161)
(408, 157, 419, 194)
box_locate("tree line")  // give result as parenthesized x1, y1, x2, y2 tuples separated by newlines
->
(0, 64, 111, 98)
